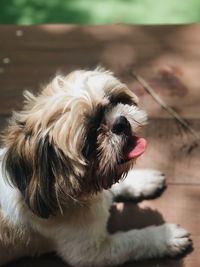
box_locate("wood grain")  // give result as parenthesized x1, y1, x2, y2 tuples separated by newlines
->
(6, 185, 200, 267)
(0, 24, 200, 118)
(0, 117, 199, 185)
(0, 24, 199, 267)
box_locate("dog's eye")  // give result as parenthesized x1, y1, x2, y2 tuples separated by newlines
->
(83, 105, 106, 158)
(108, 92, 137, 106)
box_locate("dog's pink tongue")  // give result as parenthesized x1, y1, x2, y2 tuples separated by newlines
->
(127, 137, 147, 159)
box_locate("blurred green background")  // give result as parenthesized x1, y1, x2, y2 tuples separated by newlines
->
(1, 0, 200, 25)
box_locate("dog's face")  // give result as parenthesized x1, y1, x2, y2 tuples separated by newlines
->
(3, 68, 147, 218)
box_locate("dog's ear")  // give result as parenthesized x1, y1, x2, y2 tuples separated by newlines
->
(3, 130, 60, 218)
(26, 136, 59, 218)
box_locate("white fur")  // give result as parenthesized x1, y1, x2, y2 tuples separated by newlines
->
(111, 169, 166, 199)
(106, 103, 147, 132)
(0, 69, 191, 266)
(0, 151, 191, 266)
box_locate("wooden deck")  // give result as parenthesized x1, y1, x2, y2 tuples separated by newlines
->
(0, 24, 200, 267)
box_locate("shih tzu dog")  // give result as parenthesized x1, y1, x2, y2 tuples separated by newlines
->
(0, 68, 191, 266)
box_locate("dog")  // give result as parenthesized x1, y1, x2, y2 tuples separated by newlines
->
(0, 68, 191, 266)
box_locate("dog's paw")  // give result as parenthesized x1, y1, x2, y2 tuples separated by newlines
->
(123, 169, 166, 199)
(158, 224, 192, 257)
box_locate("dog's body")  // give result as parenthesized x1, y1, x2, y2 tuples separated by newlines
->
(0, 69, 191, 266)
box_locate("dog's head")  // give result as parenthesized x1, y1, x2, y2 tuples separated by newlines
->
(2, 68, 147, 218)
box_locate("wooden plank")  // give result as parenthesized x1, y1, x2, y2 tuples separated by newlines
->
(6, 184, 200, 267)
(0, 25, 200, 118)
(0, 117, 199, 185)
(0, 24, 199, 267)
(110, 184, 200, 267)
(136, 119, 200, 185)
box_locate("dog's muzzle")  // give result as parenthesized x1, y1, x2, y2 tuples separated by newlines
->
(112, 116, 147, 164)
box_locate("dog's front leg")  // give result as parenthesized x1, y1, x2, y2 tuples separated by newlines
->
(57, 220, 191, 267)
(111, 169, 166, 200)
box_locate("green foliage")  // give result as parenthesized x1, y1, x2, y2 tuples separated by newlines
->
(1, 0, 200, 24)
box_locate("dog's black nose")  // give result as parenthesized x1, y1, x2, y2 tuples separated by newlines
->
(112, 116, 131, 135)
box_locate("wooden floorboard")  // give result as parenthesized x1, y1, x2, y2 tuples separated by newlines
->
(0, 24, 200, 266)
(110, 184, 200, 267)
(136, 119, 200, 185)
(0, 25, 200, 118)
(1, 117, 199, 185)
(5, 184, 200, 267)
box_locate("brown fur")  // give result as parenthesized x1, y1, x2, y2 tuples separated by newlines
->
(0, 210, 54, 265)
(2, 70, 138, 219)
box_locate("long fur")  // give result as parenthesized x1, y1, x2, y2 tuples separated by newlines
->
(0, 68, 191, 266)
